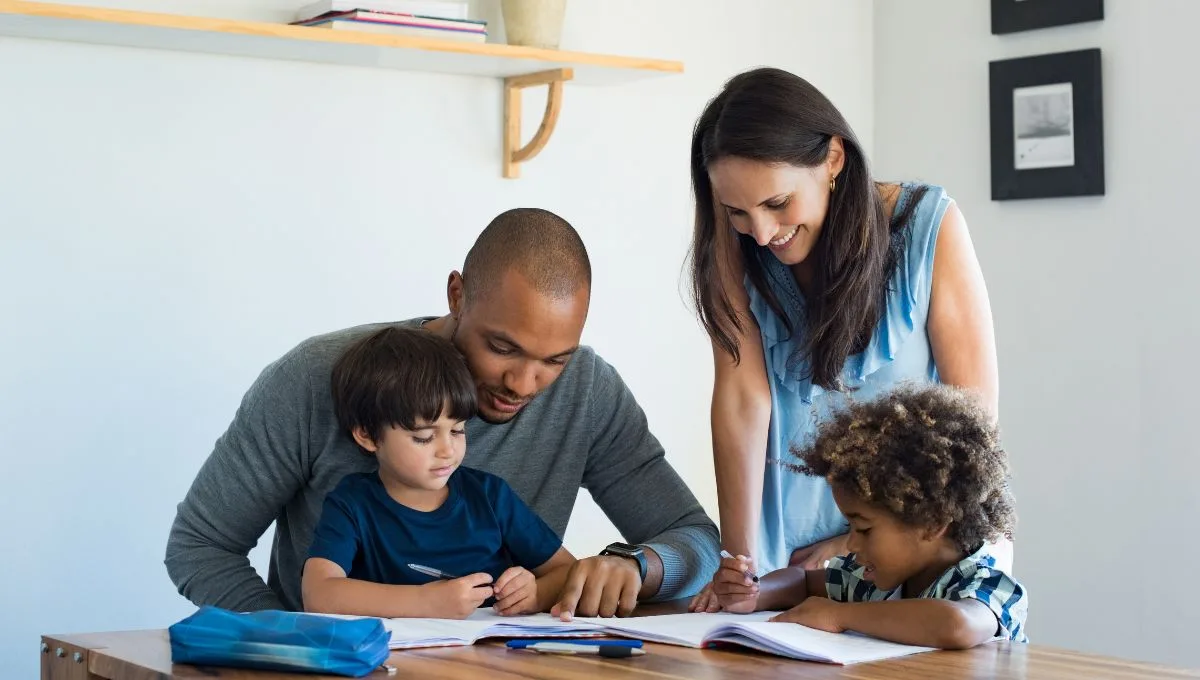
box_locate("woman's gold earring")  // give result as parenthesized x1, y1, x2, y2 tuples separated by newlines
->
(830, 177, 837, 193)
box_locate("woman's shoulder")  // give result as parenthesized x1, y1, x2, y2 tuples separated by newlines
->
(887, 181, 954, 260)
(884, 181, 952, 221)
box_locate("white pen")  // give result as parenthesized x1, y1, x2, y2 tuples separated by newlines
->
(720, 550, 760, 583)
(524, 642, 645, 658)
(407, 563, 459, 580)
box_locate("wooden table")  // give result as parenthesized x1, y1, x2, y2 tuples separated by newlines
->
(40, 603, 1200, 680)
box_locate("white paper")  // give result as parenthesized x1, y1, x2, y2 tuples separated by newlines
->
(381, 609, 605, 649)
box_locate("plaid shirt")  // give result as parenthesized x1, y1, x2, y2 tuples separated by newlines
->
(826, 544, 1028, 642)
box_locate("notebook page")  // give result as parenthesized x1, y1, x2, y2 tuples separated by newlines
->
(462, 611, 606, 640)
(573, 612, 777, 647)
(381, 610, 605, 649)
(708, 621, 935, 664)
(380, 615, 499, 649)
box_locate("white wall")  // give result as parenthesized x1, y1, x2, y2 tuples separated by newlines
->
(0, 1, 874, 676)
(874, 0, 1199, 667)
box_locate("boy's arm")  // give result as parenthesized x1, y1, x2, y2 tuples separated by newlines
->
(778, 597, 999, 650)
(302, 558, 495, 619)
(531, 547, 576, 613)
(754, 567, 828, 611)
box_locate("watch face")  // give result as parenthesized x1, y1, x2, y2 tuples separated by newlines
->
(606, 542, 638, 554)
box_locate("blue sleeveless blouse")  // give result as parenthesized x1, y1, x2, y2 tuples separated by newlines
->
(745, 183, 952, 573)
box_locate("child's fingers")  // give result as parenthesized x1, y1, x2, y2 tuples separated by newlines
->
(495, 585, 533, 614)
(715, 593, 756, 614)
(493, 567, 524, 594)
(713, 580, 758, 597)
(460, 572, 495, 588)
(714, 566, 758, 588)
(470, 584, 495, 606)
(718, 556, 756, 578)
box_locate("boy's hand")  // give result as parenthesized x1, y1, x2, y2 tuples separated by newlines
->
(493, 567, 538, 616)
(712, 554, 760, 614)
(425, 573, 494, 619)
(688, 580, 721, 613)
(770, 597, 845, 633)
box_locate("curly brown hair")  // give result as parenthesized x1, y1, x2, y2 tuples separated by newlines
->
(791, 383, 1016, 551)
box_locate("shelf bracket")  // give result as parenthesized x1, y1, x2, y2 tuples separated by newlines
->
(503, 67, 574, 179)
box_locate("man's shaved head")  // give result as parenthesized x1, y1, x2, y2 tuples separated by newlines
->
(461, 208, 591, 304)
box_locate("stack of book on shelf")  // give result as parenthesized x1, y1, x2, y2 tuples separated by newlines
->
(291, 0, 485, 43)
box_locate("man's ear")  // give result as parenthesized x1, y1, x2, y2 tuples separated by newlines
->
(351, 426, 379, 453)
(446, 271, 465, 318)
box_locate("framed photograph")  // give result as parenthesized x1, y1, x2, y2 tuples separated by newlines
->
(992, 0, 1104, 35)
(989, 48, 1104, 201)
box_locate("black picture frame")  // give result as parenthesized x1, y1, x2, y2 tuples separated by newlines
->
(992, 0, 1104, 35)
(989, 48, 1104, 201)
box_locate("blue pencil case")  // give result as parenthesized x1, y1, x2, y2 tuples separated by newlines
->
(168, 606, 391, 677)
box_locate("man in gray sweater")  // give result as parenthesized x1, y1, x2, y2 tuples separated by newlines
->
(164, 207, 719, 617)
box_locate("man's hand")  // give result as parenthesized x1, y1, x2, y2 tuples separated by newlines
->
(549, 556, 640, 620)
(423, 573, 494, 619)
(492, 567, 538, 616)
(770, 597, 845, 633)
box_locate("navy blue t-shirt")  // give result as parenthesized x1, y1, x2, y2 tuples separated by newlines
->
(307, 467, 562, 589)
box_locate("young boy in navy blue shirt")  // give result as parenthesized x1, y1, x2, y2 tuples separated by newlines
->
(301, 327, 575, 619)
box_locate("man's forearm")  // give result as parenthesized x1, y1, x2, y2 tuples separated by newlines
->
(635, 548, 664, 600)
(165, 541, 283, 611)
(165, 514, 283, 611)
(642, 521, 720, 601)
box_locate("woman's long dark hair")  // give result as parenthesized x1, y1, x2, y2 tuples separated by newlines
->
(687, 67, 925, 390)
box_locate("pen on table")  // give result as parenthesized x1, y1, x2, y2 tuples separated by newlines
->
(512, 642, 645, 658)
(506, 639, 644, 650)
(719, 550, 759, 583)
(407, 563, 459, 580)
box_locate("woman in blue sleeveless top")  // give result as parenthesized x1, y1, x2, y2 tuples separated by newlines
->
(685, 68, 1005, 610)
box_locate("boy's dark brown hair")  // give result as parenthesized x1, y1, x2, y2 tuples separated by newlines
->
(791, 383, 1016, 551)
(330, 326, 477, 447)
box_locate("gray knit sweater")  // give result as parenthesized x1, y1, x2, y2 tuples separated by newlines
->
(164, 318, 719, 611)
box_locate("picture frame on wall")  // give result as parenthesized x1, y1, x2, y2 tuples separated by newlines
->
(989, 48, 1104, 201)
(991, 0, 1104, 35)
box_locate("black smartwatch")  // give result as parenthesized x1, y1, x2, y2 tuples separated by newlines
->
(599, 542, 648, 581)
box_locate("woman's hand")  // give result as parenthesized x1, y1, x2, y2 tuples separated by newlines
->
(790, 534, 849, 570)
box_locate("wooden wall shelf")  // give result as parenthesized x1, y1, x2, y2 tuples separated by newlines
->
(0, 0, 684, 177)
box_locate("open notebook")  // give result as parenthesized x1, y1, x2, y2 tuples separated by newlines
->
(357, 610, 934, 665)
(575, 612, 936, 665)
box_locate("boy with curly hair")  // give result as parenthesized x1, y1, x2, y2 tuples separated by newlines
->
(712, 384, 1028, 649)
